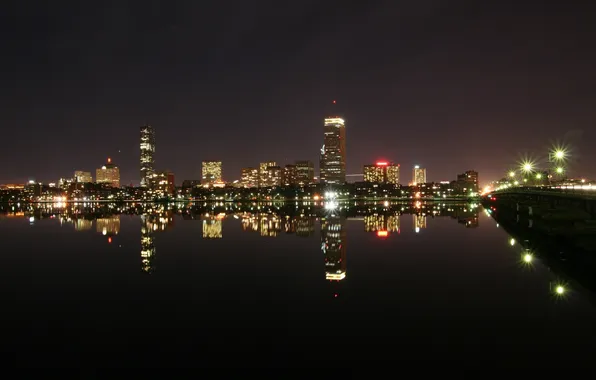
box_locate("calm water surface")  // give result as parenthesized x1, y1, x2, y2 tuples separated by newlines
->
(2, 202, 595, 368)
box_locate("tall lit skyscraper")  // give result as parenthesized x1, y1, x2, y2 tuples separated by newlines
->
(201, 161, 222, 185)
(140, 125, 155, 188)
(240, 167, 259, 188)
(96, 158, 120, 188)
(412, 165, 426, 185)
(320, 115, 346, 185)
(259, 161, 276, 187)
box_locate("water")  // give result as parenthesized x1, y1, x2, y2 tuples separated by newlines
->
(2, 202, 596, 368)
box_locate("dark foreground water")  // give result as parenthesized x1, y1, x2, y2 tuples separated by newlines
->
(1, 202, 595, 368)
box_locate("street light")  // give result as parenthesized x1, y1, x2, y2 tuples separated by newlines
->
(555, 167, 564, 174)
(508, 171, 516, 178)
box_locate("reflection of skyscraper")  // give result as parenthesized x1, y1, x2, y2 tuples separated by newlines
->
(202, 218, 223, 238)
(413, 214, 426, 233)
(96, 216, 121, 235)
(140, 214, 156, 274)
(260, 215, 281, 237)
(387, 213, 400, 232)
(321, 216, 346, 281)
(74, 218, 93, 231)
(296, 216, 315, 237)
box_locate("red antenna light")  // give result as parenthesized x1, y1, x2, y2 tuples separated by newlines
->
(332, 100, 336, 104)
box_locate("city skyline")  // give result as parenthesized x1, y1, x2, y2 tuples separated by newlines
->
(1, 1, 595, 185)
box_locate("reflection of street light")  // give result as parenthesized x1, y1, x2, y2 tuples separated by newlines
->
(523, 253, 533, 263)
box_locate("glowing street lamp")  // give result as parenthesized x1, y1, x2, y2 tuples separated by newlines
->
(555, 167, 564, 175)
(508, 171, 516, 178)
(522, 162, 533, 173)
(535, 173, 542, 179)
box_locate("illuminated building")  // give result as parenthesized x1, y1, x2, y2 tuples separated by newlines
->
(240, 167, 259, 188)
(153, 171, 175, 196)
(386, 164, 400, 184)
(456, 170, 479, 194)
(320, 116, 346, 185)
(364, 214, 386, 232)
(140, 125, 156, 188)
(321, 215, 346, 280)
(283, 164, 297, 186)
(96, 216, 121, 236)
(74, 171, 92, 183)
(259, 161, 276, 187)
(140, 214, 156, 273)
(363, 162, 400, 184)
(295, 160, 314, 185)
(201, 161, 222, 185)
(363, 164, 384, 183)
(387, 214, 400, 232)
(96, 158, 120, 188)
(265, 166, 282, 187)
(412, 165, 426, 185)
(202, 218, 223, 238)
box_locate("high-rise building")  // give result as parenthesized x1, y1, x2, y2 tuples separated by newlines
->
(283, 164, 297, 186)
(363, 162, 400, 184)
(140, 125, 155, 188)
(74, 171, 92, 183)
(363, 164, 385, 183)
(201, 161, 222, 185)
(320, 116, 346, 185)
(259, 161, 276, 187)
(266, 166, 282, 187)
(96, 158, 120, 188)
(456, 170, 479, 194)
(295, 160, 314, 185)
(412, 165, 426, 185)
(240, 167, 259, 188)
(153, 171, 175, 196)
(386, 164, 400, 184)
(321, 215, 346, 281)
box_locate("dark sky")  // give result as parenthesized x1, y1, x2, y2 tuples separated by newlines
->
(2, 0, 595, 186)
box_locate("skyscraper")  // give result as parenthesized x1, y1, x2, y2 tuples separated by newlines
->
(412, 165, 426, 185)
(140, 125, 155, 188)
(96, 158, 120, 188)
(363, 162, 400, 184)
(320, 116, 346, 185)
(283, 164, 297, 186)
(74, 170, 92, 183)
(240, 167, 259, 188)
(259, 161, 276, 187)
(201, 161, 222, 185)
(295, 160, 314, 185)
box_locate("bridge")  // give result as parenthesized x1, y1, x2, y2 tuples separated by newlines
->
(483, 186, 596, 228)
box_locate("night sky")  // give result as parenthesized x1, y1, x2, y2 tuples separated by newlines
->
(2, 0, 595, 186)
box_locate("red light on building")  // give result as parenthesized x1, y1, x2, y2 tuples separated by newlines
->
(107, 157, 111, 163)
(377, 230, 388, 237)
(376, 161, 388, 166)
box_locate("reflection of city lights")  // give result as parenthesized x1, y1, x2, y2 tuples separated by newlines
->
(108, 237, 112, 243)
(102, 228, 107, 236)
(415, 227, 420, 233)
(377, 230, 388, 237)
(523, 253, 532, 263)
(29, 216, 34, 223)
(324, 201, 338, 210)
(509, 238, 515, 246)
